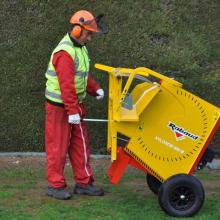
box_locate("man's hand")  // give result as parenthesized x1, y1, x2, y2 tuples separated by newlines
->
(68, 114, 81, 124)
(96, 89, 104, 100)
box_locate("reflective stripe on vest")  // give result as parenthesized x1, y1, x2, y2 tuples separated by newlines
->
(46, 69, 87, 77)
(58, 41, 72, 47)
(57, 41, 80, 70)
(45, 34, 89, 103)
(46, 69, 56, 77)
(45, 88, 61, 100)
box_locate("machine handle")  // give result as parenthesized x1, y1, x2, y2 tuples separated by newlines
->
(95, 64, 115, 74)
(83, 118, 108, 122)
(95, 63, 182, 87)
(134, 67, 182, 87)
(95, 64, 135, 76)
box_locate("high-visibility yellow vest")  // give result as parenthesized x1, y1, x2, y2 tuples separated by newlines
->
(45, 33, 90, 103)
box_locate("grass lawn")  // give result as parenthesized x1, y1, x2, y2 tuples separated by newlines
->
(0, 157, 220, 220)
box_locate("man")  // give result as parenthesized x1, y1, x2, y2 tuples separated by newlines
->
(45, 10, 107, 200)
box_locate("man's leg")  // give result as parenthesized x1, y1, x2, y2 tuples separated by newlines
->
(68, 105, 104, 196)
(68, 121, 93, 185)
(45, 102, 71, 199)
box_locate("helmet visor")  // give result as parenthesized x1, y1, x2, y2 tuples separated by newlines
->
(82, 14, 108, 34)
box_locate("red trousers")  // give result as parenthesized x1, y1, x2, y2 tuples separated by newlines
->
(45, 101, 93, 188)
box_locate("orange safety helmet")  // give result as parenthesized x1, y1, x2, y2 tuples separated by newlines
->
(70, 10, 108, 38)
(70, 10, 99, 38)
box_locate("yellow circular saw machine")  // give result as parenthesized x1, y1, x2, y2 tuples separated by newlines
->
(95, 64, 220, 217)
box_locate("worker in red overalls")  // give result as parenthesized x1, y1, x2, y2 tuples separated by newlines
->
(45, 10, 108, 200)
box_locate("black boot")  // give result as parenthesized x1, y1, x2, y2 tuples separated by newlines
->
(47, 186, 71, 200)
(74, 184, 104, 196)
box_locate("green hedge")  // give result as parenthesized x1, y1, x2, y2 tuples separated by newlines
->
(0, 0, 219, 154)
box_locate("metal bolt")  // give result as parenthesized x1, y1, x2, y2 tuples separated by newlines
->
(180, 195, 185, 200)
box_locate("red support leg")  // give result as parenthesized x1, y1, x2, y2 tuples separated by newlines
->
(108, 147, 148, 185)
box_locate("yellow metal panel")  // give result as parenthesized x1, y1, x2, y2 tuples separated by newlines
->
(125, 83, 220, 181)
(95, 63, 220, 175)
(132, 83, 161, 116)
(119, 107, 139, 121)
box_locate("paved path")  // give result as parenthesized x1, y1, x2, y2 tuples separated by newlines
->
(0, 152, 220, 169)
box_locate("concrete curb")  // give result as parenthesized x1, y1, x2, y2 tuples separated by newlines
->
(0, 152, 220, 169)
(206, 159, 220, 170)
(0, 152, 110, 159)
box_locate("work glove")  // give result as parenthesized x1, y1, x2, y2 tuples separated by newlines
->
(96, 88, 104, 100)
(68, 113, 81, 124)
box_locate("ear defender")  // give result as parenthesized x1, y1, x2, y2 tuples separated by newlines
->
(71, 25, 82, 38)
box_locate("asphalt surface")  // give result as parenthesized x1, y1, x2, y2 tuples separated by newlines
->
(0, 152, 220, 169)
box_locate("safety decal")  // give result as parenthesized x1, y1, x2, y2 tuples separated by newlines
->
(167, 122, 200, 141)
(155, 136, 184, 154)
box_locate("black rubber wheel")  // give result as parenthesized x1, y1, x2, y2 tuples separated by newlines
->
(146, 174, 162, 194)
(158, 174, 204, 217)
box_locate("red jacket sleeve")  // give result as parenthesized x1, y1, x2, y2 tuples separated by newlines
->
(52, 51, 79, 115)
(87, 73, 100, 96)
